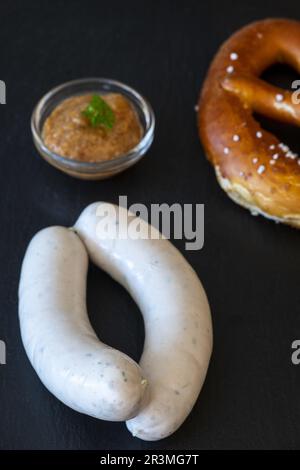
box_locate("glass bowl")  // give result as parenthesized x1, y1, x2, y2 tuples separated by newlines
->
(31, 78, 155, 180)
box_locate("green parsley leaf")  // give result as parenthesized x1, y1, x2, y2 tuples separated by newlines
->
(82, 95, 115, 129)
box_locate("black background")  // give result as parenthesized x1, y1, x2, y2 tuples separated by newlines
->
(0, 0, 300, 451)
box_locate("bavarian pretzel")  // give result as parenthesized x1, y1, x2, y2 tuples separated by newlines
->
(198, 18, 300, 227)
(19, 202, 212, 440)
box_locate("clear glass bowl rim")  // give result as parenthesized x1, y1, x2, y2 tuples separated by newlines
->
(31, 77, 155, 173)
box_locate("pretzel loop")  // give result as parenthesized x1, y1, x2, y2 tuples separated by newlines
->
(222, 75, 300, 127)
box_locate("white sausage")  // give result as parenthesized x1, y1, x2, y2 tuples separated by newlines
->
(75, 202, 213, 441)
(18, 226, 147, 421)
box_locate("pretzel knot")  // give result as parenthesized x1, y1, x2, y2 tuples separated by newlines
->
(198, 18, 300, 227)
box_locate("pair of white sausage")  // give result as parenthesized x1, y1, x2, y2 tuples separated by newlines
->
(18, 202, 212, 440)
